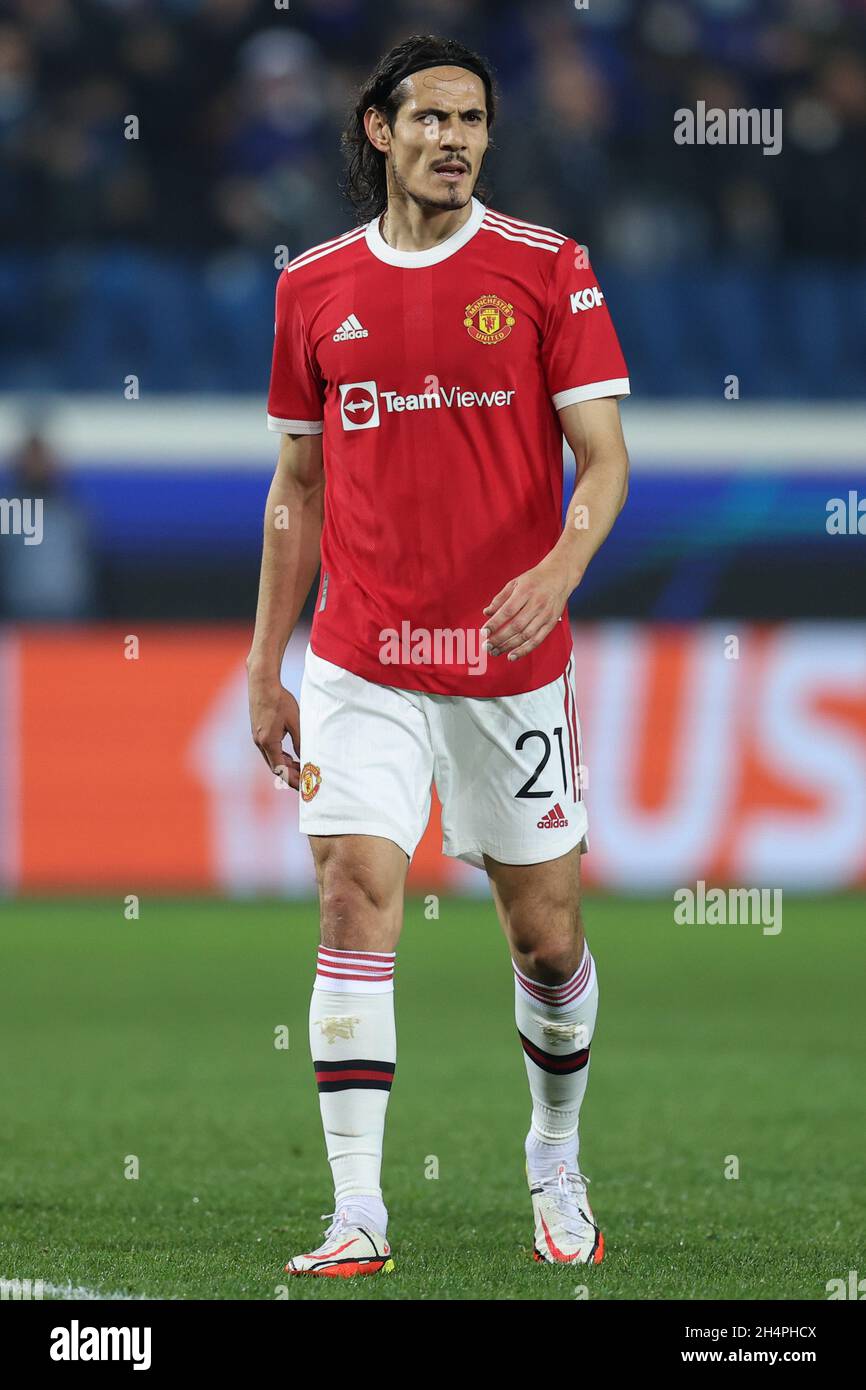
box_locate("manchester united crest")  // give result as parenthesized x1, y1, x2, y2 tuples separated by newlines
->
(300, 762, 322, 802)
(464, 294, 516, 345)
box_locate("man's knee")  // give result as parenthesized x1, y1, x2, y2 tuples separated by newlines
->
(507, 896, 585, 983)
(311, 836, 405, 948)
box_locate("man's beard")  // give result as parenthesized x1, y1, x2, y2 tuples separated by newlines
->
(389, 155, 472, 210)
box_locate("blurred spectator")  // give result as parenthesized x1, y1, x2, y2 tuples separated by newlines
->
(0, 432, 97, 620)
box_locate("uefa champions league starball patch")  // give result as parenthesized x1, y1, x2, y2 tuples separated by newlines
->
(300, 762, 322, 801)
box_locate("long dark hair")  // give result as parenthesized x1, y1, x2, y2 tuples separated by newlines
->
(341, 34, 497, 222)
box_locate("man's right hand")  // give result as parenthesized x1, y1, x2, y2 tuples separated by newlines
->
(247, 668, 301, 789)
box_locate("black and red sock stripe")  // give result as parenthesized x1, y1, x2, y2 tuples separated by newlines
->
(517, 1029, 590, 1075)
(314, 1058, 396, 1092)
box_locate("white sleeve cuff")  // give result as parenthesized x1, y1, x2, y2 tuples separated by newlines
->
(552, 378, 630, 409)
(267, 415, 324, 434)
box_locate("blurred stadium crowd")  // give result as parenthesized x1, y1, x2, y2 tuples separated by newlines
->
(1, 0, 865, 394)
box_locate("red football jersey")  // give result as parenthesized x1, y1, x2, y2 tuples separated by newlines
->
(266, 196, 629, 696)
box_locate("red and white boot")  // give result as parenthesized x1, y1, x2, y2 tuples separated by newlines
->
(529, 1163, 605, 1265)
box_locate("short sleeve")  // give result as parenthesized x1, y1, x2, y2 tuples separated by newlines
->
(541, 240, 630, 410)
(266, 269, 325, 433)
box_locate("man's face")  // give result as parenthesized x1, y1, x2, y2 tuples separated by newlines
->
(368, 65, 489, 210)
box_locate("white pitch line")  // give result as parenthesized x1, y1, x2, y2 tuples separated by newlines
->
(38, 1281, 156, 1302)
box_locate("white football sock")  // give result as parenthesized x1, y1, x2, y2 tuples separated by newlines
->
(335, 1195, 389, 1236)
(309, 946, 396, 1232)
(513, 943, 599, 1181)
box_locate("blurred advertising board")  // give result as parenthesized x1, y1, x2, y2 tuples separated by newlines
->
(1, 622, 864, 895)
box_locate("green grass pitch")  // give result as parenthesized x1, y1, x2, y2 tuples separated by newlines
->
(1, 894, 863, 1301)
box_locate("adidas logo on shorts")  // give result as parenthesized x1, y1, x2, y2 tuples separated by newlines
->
(538, 803, 569, 829)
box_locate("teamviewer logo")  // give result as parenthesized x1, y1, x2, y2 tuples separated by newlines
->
(339, 380, 380, 431)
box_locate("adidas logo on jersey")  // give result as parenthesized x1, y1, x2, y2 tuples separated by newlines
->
(538, 803, 569, 829)
(334, 314, 369, 341)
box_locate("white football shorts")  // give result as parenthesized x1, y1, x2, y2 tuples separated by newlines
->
(297, 645, 588, 869)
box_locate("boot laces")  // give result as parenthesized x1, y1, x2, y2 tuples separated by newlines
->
(538, 1164, 593, 1237)
(318, 1208, 350, 1243)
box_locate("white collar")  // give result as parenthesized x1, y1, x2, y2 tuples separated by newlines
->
(365, 195, 486, 268)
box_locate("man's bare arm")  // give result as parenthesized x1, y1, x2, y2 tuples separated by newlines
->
(548, 395, 629, 588)
(482, 397, 629, 661)
(247, 431, 324, 785)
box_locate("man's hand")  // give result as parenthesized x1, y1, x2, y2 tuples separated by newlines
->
(248, 668, 301, 788)
(482, 554, 574, 662)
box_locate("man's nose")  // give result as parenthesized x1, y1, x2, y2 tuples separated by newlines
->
(439, 121, 467, 148)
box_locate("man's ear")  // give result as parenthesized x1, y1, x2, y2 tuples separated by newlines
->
(363, 107, 391, 155)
